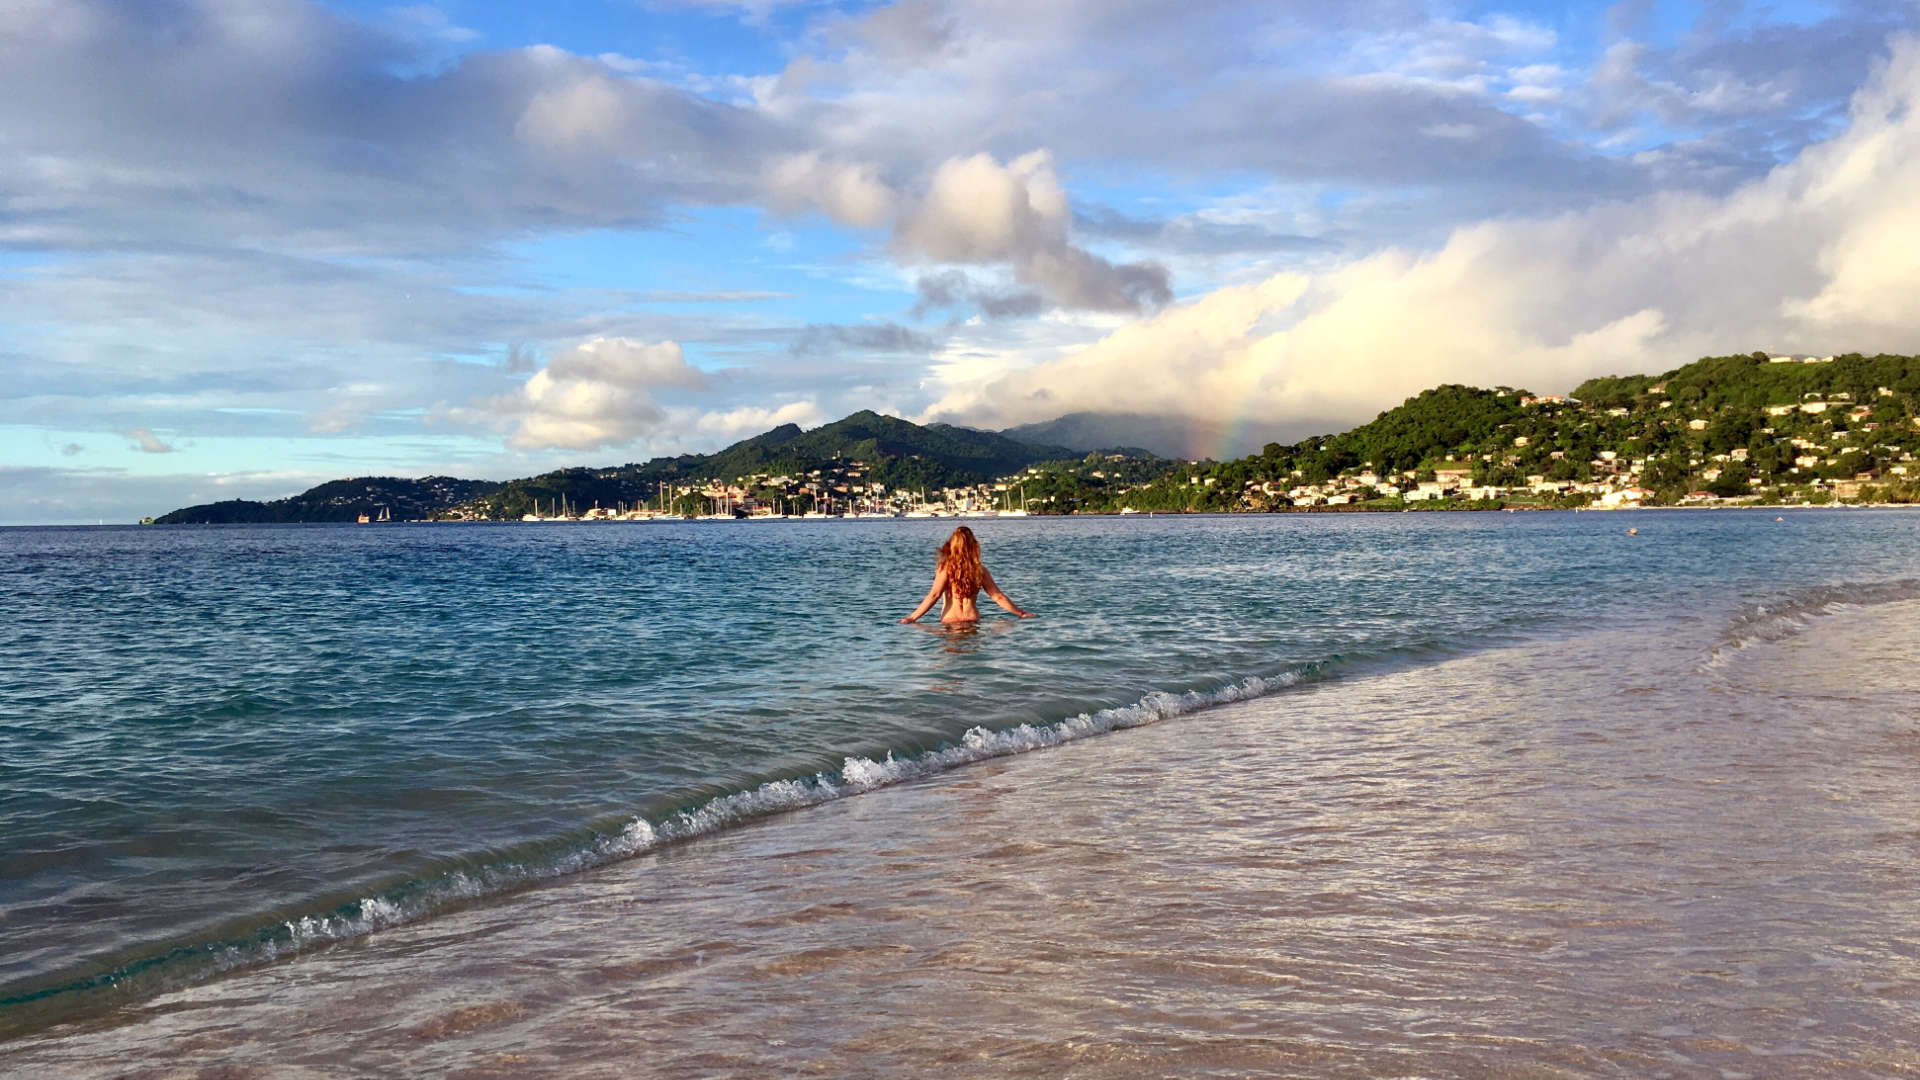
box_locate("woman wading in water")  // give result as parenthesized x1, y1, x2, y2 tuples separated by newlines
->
(900, 525, 1035, 624)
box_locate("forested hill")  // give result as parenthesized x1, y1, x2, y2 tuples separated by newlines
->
(454, 410, 1083, 519)
(1277, 384, 1530, 479)
(1081, 350, 1920, 512)
(154, 412, 1086, 522)
(155, 351, 1920, 522)
(154, 476, 501, 524)
(1237, 351, 1920, 485)
(1573, 351, 1920, 408)
(710, 410, 1076, 485)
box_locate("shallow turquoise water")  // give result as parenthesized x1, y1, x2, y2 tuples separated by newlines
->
(3, 510, 1918, 1037)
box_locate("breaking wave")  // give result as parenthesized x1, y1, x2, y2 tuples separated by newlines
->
(1701, 579, 1920, 669)
(0, 667, 1314, 1038)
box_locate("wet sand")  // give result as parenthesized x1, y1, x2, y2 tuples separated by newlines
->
(7, 601, 1920, 1078)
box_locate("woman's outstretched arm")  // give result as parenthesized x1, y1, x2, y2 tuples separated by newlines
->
(899, 568, 948, 623)
(981, 569, 1036, 618)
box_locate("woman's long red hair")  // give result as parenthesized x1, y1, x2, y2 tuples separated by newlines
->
(936, 526, 983, 596)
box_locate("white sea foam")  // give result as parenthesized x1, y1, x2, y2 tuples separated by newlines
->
(1701, 580, 1920, 670)
(633, 673, 1299, 841)
(79, 669, 1311, 1007)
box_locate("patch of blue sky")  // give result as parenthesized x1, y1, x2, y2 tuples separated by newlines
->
(318, 1, 800, 81)
(449, 284, 549, 297)
(99, 431, 506, 479)
(1718, 0, 1848, 33)
(505, 209, 908, 326)
(1063, 169, 1340, 252)
(294, 431, 514, 468)
(0, 251, 63, 279)
(0, 426, 97, 467)
(1449, 1, 1595, 39)
(1, 427, 219, 477)
(1314, 186, 1360, 210)
(1060, 165, 1257, 219)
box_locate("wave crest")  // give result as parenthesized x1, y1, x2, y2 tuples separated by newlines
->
(1702, 579, 1920, 668)
(3, 668, 1312, 1034)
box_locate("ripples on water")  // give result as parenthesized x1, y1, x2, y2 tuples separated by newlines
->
(3, 510, 1919, 1068)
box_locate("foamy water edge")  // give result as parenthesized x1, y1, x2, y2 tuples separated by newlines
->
(7, 669, 1307, 1030)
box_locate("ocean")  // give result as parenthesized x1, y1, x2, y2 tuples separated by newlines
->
(3, 511, 1918, 1075)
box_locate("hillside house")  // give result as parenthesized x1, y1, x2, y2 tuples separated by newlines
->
(1597, 487, 1652, 507)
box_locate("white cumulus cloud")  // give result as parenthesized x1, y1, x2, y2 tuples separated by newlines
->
(764, 148, 1171, 314)
(484, 337, 707, 451)
(678, 400, 827, 442)
(764, 152, 897, 228)
(895, 151, 1172, 313)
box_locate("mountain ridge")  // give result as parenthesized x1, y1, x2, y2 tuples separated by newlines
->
(153, 412, 1089, 523)
(152, 351, 1920, 522)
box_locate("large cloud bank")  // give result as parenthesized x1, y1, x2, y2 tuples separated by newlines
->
(926, 38, 1920, 435)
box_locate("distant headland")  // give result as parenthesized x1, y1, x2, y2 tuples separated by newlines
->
(153, 351, 1920, 524)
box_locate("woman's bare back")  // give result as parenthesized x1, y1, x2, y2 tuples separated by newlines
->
(901, 555, 1033, 625)
(939, 580, 981, 623)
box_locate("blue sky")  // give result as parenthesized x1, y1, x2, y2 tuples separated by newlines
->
(2, 0, 1917, 523)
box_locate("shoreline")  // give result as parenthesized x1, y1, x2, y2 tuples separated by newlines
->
(6, 599, 1918, 1075)
(23, 500, 1920, 528)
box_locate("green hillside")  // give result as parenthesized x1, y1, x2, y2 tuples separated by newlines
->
(450, 410, 1083, 519)
(1574, 351, 1920, 409)
(1054, 351, 1920, 512)
(155, 476, 502, 524)
(154, 352, 1920, 523)
(155, 413, 1088, 522)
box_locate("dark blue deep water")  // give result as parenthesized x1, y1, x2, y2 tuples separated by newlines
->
(4, 510, 1918, 1038)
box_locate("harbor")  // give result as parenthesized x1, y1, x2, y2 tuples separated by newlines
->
(492, 477, 1037, 523)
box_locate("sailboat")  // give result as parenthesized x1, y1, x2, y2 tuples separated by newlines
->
(846, 491, 889, 519)
(645, 485, 681, 521)
(998, 485, 1030, 517)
